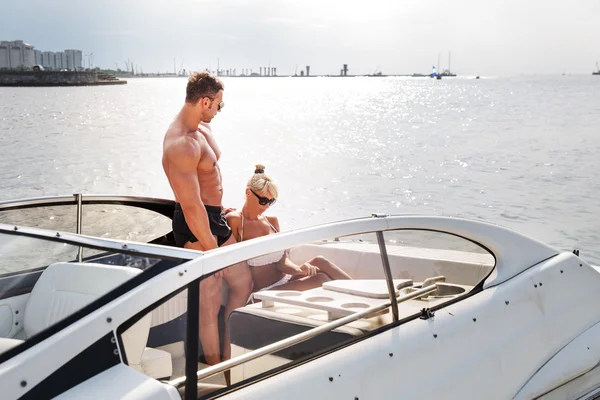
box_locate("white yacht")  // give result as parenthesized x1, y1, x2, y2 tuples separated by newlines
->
(0, 194, 599, 400)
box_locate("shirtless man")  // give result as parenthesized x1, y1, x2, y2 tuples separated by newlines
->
(162, 71, 253, 366)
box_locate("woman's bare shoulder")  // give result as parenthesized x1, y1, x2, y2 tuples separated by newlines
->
(226, 210, 242, 224)
(265, 215, 281, 230)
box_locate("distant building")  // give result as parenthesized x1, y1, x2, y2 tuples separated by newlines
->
(42, 51, 55, 70)
(55, 52, 68, 70)
(0, 40, 83, 70)
(0, 42, 9, 68)
(23, 44, 35, 68)
(34, 49, 42, 66)
(10, 42, 23, 68)
(65, 49, 82, 70)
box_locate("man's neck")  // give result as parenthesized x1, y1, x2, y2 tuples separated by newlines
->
(179, 103, 203, 132)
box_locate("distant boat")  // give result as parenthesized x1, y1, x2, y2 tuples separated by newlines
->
(594, 62, 600, 75)
(439, 52, 457, 77)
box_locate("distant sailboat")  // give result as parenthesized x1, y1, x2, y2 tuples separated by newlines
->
(593, 62, 600, 75)
(440, 52, 457, 77)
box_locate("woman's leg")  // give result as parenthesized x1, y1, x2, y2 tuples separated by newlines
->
(275, 272, 330, 291)
(307, 256, 352, 280)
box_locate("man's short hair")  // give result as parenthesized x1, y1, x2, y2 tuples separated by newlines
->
(186, 72, 224, 104)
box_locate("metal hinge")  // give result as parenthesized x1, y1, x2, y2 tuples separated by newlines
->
(419, 308, 435, 320)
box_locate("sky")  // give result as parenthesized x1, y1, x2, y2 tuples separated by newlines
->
(2, 0, 600, 76)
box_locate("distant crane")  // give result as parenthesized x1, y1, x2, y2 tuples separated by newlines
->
(373, 65, 381, 75)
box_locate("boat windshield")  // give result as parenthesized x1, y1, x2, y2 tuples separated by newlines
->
(0, 195, 175, 246)
(0, 227, 190, 360)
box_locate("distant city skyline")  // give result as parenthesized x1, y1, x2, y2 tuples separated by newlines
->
(0, 40, 83, 70)
(2, 0, 600, 76)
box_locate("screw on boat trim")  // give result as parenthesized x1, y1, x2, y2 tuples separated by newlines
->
(20, 380, 26, 387)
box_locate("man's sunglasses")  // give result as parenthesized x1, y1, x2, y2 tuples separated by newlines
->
(205, 96, 225, 111)
(250, 189, 276, 206)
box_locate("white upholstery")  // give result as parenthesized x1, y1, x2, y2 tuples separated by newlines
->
(21, 262, 172, 379)
(139, 347, 174, 379)
(0, 337, 22, 353)
(24, 262, 141, 338)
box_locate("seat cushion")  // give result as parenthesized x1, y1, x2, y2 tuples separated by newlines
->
(0, 337, 23, 353)
(24, 262, 141, 338)
(139, 347, 173, 379)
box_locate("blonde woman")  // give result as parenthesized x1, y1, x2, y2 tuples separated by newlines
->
(226, 164, 352, 293)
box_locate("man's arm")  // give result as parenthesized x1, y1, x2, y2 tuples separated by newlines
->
(167, 138, 218, 251)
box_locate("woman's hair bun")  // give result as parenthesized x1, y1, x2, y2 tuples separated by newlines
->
(254, 164, 265, 174)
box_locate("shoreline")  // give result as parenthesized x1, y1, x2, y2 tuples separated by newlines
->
(0, 71, 127, 87)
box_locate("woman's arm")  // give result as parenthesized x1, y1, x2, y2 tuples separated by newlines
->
(225, 211, 242, 242)
(276, 253, 320, 277)
(269, 216, 319, 276)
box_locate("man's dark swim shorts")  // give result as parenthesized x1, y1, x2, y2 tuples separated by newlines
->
(173, 203, 233, 247)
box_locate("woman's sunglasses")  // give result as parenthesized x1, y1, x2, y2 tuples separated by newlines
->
(250, 189, 276, 206)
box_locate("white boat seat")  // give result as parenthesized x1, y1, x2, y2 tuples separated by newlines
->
(0, 337, 22, 353)
(18, 262, 172, 379)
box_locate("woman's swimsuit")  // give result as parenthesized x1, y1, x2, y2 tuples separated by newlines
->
(241, 214, 291, 294)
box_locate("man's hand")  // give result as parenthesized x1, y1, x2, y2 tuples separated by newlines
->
(223, 207, 236, 215)
(298, 262, 320, 277)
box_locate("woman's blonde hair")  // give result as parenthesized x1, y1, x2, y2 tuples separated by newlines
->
(247, 164, 279, 199)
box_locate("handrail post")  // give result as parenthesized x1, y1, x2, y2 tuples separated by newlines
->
(185, 278, 200, 399)
(75, 193, 83, 262)
(375, 227, 398, 322)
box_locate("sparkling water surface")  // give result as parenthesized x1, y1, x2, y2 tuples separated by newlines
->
(1, 75, 599, 263)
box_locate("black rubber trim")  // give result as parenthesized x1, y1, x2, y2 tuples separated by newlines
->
(0, 198, 175, 219)
(148, 314, 187, 348)
(0, 270, 43, 300)
(19, 332, 119, 400)
(185, 278, 200, 400)
(0, 258, 185, 365)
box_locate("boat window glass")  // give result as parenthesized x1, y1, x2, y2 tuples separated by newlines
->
(0, 232, 79, 277)
(195, 231, 386, 396)
(382, 229, 495, 287)
(0, 205, 77, 233)
(81, 204, 172, 244)
(0, 230, 186, 360)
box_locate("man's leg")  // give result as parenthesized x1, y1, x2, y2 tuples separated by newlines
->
(185, 239, 223, 365)
(198, 273, 223, 365)
(220, 234, 253, 361)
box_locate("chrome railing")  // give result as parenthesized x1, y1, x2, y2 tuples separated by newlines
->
(168, 283, 438, 388)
